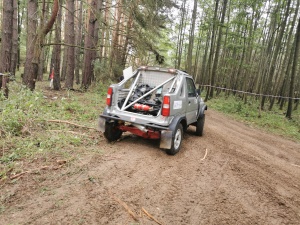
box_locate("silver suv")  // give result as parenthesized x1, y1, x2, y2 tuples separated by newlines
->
(98, 66, 207, 155)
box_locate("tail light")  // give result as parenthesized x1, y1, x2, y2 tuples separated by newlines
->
(106, 87, 113, 106)
(162, 96, 170, 116)
(168, 68, 176, 74)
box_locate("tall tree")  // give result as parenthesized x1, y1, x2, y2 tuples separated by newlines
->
(75, 0, 83, 85)
(64, 0, 75, 89)
(261, 0, 292, 110)
(210, 0, 227, 98)
(10, 0, 18, 78)
(0, 0, 13, 97)
(204, 0, 219, 101)
(52, 1, 62, 90)
(23, 0, 59, 91)
(186, 0, 197, 74)
(82, 0, 98, 89)
(286, 15, 300, 119)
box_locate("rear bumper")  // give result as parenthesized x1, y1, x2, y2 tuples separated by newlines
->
(98, 114, 173, 149)
(99, 114, 169, 131)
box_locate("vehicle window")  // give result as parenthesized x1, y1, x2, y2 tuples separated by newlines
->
(186, 78, 196, 97)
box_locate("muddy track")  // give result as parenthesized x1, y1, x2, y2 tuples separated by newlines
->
(1, 110, 300, 225)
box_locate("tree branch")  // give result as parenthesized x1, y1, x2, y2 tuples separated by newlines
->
(43, 0, 59, 35)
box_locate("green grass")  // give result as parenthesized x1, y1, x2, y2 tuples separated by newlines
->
(0, 80, 108, 182)
(204, 91, 300, 141)
(1, 80, 299, 182)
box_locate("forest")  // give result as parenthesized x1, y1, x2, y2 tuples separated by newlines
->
(0, 0, 299, 119)
(1, 1, 300, 223)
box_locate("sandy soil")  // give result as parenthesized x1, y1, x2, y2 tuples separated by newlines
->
(1, 110, 300, 225)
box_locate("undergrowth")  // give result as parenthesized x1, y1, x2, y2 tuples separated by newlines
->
(0, 81, 108, 181)
(204, 91, 300, 141)
(1, 81, 299, 181)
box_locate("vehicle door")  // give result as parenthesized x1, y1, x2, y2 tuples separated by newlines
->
(185, 78, 198, 124)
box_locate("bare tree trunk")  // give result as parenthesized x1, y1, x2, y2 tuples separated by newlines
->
(286, 16, 300, 119)
(22, 0, 38, 89)
(17, 0, 25, 71)
(186, 0, 197, 74)
(64, 0, 75, 89)
(121, 14, 133, 68)
(0, 0, 13, 98)
(61, 5, 68, 82)
(75, 0, 83, 85)
(82, 0, 97, 89)
(23, 0, 59, 91)
(210, 0, 227, 98)
(10, 0, 18, 78)
(204, 0, 219, 101)
(175, 0, 187, 69)
(260, 1, 290, 109)
(109, 0, 123, 77)
(53, 1, 62, 90)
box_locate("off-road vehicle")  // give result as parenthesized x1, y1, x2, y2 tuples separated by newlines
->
(98, 66, 207, 155)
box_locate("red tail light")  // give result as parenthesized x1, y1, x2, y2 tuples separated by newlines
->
(162, 96, 170, 116)
(106, 87, 113, 106)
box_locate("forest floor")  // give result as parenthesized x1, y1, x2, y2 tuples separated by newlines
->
(1, 85, 300, 225)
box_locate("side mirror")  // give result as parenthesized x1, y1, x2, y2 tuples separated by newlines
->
(196, 88, 201, 96)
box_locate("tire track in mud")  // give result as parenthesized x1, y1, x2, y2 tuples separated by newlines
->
(1, 110, 300, 225)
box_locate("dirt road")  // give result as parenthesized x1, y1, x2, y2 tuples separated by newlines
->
(1, 110, 300, 225)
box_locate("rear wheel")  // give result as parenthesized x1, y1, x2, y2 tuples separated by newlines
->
(195, 114, 205, 136)
(104, 121, 122, 142)
(166, 123, 183, 155)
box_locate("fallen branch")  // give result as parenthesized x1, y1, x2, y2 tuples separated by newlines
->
(9, 171, 28, 179)
(48, 129, 94, 137)
(200, 148, 208, 161)
(46, 119, 97, 130)
(10, 163, 66, 180)
(291, 163, 300, 168)
(142, 207, 164, 225)
(109, 192, 139, 221)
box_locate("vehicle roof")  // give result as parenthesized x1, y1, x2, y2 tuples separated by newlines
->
(137, 66, 193, 79)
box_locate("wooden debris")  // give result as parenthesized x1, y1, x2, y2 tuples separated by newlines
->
(142, 207, 164, 225)
(200, 148, 208, 161)
(9, 171, 28, 179)
(46, 119, 97, 130)
(10, 163, 66, 180)
(48, 129, 93, 137)
(109, 192, 139, 221)
(291, 163, 300, 168)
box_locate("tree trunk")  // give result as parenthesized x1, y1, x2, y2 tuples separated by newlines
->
(23, 0, 59, 91)
(0, 0, 13, 98)
(82, 0, 97, 89)
(17, 0, 25, 71)
(176, 0, 187, 69)
(10, 0, 18, 77)
(261, 1, 290, 109)
(204, 0, 219, 101)
(22, 0, 38, 90)
(210, 0, 227, 98)
(53, 1, 62, 90)
(75, 0, 83, 85)
(286, 16, 300, 119)
(186, 0, 197, 74)
(64, 0, 75, 89)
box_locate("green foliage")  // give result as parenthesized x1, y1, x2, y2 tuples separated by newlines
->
(0, 81, 106, 180)
(206, 92, 300, 141)
(0, 83, 44, 136)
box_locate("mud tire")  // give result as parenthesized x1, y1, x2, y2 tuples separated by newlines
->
(104, 122, 122, 142)
(195, 114, 205, 136)
(166, 123, 183, 155)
